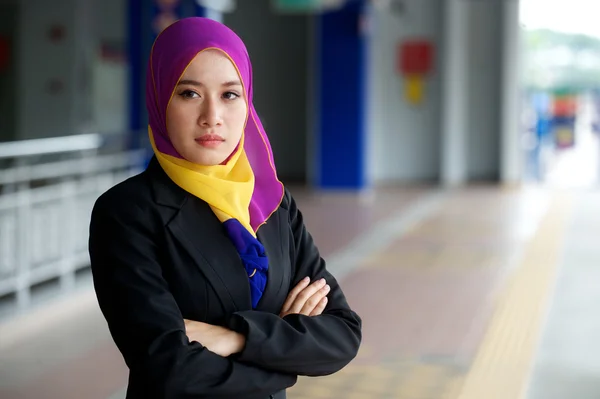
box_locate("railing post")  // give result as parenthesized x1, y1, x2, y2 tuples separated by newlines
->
(59, 180, 77, 292)
(16, 187, 31, 308)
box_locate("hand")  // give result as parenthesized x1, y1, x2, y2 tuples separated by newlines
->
(184, 319, 246, 357)
(279, 277, 330, 318)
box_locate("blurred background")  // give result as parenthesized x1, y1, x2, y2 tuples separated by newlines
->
(1, 0, 600, 398)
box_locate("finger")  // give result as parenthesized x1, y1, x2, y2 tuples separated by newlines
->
(280, 277, 310, 315)
(299, 284, 330, 316)
(290, 279, 327, 313)
(309, 297, 328, 317)
(288, 278, 327, 314)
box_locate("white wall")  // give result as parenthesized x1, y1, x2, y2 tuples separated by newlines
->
(368, 0, 510, 184)
(15, 0, 126, 141)
(16, 0, 95, 140)
(367, 0, 443, 183)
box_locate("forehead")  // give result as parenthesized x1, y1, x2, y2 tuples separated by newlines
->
(182, 49, 241, 80)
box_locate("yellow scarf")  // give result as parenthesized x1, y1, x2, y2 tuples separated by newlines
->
(149, 127, 257, 237)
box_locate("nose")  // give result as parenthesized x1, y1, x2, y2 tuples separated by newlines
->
(198, 97, 222, 127)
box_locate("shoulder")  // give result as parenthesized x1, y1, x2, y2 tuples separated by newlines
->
(92, 171, 154, 222)
(279, 186, 294, 211)
(272, 186, 303, 227)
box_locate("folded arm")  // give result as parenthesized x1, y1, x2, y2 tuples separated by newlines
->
(227, 189, 362, 377)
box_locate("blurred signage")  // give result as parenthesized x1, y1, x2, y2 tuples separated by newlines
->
(550, 89, 578, 149)
(196, 0, 236, 12)
(272, 0, 346, 12)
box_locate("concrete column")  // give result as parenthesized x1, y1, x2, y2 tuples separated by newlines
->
(440, 0, 468, 186)
(500, 0, 522, 184)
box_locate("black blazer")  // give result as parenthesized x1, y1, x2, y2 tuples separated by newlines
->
(88, 158, 362, 399)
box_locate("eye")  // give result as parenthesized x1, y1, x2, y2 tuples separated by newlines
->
(179, 90, 200, 99)
(223, 91, 240, 100)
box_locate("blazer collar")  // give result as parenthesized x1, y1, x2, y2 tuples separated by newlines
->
(146, 156, 187, 210)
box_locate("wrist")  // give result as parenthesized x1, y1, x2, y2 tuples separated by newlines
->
(231, 331, 246, 354)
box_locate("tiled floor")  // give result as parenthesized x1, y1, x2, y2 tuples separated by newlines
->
(0, 185, 597, 399)
(288, 186, 559, 399)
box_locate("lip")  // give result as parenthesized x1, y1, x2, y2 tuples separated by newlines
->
(195, 134, 225, 142)
(195, 134, 225, 148)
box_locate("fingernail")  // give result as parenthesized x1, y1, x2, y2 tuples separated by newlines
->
(324, 284, 330, 291)
(303, 277, 310, 282)
(320, 278, 326, 284)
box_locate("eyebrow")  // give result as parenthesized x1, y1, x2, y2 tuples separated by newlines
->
(178, 79, 242, 87)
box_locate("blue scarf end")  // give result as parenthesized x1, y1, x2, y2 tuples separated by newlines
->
(223, 219, 269, 308)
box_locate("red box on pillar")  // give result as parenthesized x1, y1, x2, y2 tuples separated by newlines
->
(398, 40, 433, 76)
(397, 39, 434, 105)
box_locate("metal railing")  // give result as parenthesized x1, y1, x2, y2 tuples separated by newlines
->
(0, 134, 147, 309)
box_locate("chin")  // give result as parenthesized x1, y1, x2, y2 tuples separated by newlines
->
(188, 152, 226, 166)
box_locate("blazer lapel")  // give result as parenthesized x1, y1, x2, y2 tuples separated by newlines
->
(255, 208, 290, 313)
(167, 198, 253, 314)
(146, 157, 252, 314)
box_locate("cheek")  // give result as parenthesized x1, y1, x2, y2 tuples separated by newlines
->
(166, 106, 194, 140)
(231, 103, 248, 134)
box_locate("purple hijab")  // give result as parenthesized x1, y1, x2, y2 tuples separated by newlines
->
(146, 17, 283, 232)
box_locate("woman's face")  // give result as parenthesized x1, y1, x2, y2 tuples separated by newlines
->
(166, 49, 247, 166)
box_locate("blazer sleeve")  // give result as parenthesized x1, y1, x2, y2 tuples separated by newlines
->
(226, 189, 362, 377)
(88, 194, 297, 399)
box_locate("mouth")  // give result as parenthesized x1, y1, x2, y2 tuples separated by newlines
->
(195, 134, 225, 148)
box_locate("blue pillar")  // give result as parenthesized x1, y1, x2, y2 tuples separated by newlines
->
(315, 0, 368, 190)
(195, 3, 207, 16)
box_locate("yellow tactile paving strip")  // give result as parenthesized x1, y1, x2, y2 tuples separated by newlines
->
(289, 359, 466, 399)
(288, 190, 570, 399)
(457, 192, 573, 399)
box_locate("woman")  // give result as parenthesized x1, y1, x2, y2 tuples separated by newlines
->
(89, 17, 361, 399)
